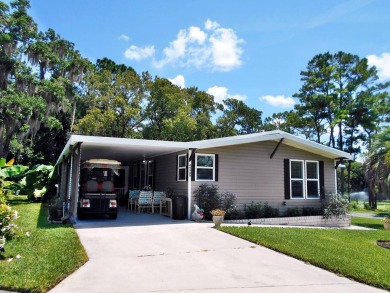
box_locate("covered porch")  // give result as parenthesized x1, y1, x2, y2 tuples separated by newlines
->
(55, 135, 195, 221)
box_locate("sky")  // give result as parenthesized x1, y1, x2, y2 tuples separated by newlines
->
(25, 0, 390, 119)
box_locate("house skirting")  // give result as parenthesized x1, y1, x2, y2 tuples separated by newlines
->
(224, 214, 351, 228)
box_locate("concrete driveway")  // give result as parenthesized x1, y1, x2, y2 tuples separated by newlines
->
(49, 211, 385, 293)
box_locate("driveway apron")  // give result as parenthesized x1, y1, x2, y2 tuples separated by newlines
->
(49, 213, 385, 293)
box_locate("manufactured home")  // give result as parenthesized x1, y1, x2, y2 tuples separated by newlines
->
(55, 130, 353, 220)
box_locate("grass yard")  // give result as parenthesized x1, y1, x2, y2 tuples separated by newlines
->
(220, 217, 390, 291)
(0, 196, 88, 293)
(351, 201, 390, 216)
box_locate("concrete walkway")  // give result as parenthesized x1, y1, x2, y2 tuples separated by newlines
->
(49, 211, 385, 293)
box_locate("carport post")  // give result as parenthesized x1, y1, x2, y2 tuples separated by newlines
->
(187, 149, 193, 220)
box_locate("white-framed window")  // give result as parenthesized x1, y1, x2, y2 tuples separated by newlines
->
(195, 154, 215, 181)
(290, 160, 304, 199)
(177, 154, 187, 181)
(306, 161, 320, 199)
(290, 160, 320, 199)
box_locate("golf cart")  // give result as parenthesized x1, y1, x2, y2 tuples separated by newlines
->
(77, 159, 121, 220)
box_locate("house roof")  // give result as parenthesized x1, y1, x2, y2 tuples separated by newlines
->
(190, 130, 354, 160)
(56, 131, 353, 166)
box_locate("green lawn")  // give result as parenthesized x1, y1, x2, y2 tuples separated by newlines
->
(350, 201, 390, 216)
(220, 217, 390, 291)
(0, 196, 88, 293)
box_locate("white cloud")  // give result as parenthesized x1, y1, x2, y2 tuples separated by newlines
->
(153, 19, 244, 71)
(367, 52, 390, 81)
(205, 19, 220, 30)
(260, 95, 295, 108)
(207, 86, 246, 104)
(188, 26, 207, 44)
(119, 34, 130, 41)
(124, 45, 155, 61)
(169, 75, 186, 88)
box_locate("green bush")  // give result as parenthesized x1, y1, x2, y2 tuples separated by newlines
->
(224, 207, 244, 220)
(193, 184, 238, 220)
(302, 207, 323, 216)
(193, 184, 220, 220)
(285, 207, 301, 217)
(244, 202, 279, 219)
(322, 193, 350, 219)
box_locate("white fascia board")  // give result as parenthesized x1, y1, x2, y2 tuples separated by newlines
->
(189, 130, 353, 160)
(71, 135, 188, 149)
(189, 131, 284, 149)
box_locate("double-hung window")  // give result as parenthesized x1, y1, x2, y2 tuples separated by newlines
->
(177, 154, 187, 181)
(290, 160, 320, 199)
(306, 161, 320, 198)
(195, 154, 215, 181)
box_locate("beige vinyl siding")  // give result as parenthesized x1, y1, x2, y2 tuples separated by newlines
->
(192, 141, 335, 214)
(152, 141, 336, 215)
(154, 151, 188, 195)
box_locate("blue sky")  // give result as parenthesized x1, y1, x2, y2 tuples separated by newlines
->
(27, 0, 390, 118)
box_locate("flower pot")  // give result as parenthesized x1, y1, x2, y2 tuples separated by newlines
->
(212, 215, 224, 228)
(384, 219, 390, 230)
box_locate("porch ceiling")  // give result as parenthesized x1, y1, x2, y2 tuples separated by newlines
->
(58, 135, 189, 165)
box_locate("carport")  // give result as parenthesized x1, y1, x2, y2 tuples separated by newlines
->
(55, 135, 193, 221)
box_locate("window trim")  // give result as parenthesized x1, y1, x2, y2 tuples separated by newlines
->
(290, 159, 305, 199)
(177, 154, 187, 181)
(289, 159, 320, 199)
(195, 154, 215, 182)
(305, 160, 320, 199)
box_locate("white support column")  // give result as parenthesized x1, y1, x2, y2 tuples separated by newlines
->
(187, 149, 193, 220)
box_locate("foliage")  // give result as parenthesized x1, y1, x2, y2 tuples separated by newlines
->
(243, 202, 279, 219)
(364, 126, 390, 206)
(0, 196, 88, 293)
(74, 59, 144, 138)
(216, 98, 262, 137)
(0, 200, 18, 240)
(285, 206, 323, 217)
(220, 222, 390, 290)
(20, 164, 55, 201)
(322, 193, 350, 219)
(193, 184, 237, 220)
(292, 51, 389, 156)
(285, 207, 301, 217)
(193, 184, 220, 220)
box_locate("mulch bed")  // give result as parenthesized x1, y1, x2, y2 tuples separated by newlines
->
(377, 240, 390, 250)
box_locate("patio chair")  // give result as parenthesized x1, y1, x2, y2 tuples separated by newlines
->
(128, 190, 140, 211)
(152, 191, 166, 213)
(137, 191, 153, 213)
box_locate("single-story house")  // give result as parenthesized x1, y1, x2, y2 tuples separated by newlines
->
(55, 130, 353, 220)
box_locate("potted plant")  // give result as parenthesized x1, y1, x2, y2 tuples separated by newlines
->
(210, 209, 226, 228)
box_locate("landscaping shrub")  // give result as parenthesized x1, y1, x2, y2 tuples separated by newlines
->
(193, 184, 238, 220)
(285, 207, 301, 217)
(244, 202, 278, 219)
(322, 193, 350, 219)
(193, 184, 220, 220)
(224, 207, 244, 220)
(302, 207, 323, 216)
